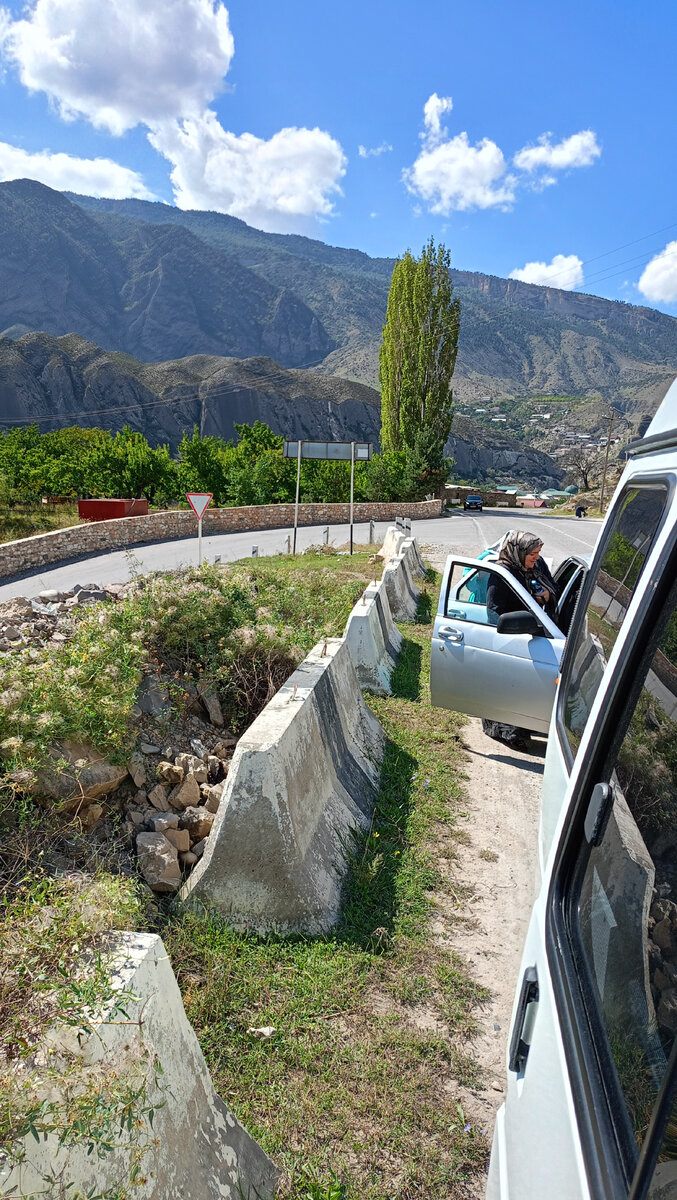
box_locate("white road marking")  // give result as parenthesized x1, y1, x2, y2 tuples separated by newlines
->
(535, 519, 602, 550)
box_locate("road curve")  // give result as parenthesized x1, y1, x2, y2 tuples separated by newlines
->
(0, 509, 603, 604)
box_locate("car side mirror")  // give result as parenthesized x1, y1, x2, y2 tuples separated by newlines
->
(497, 610, 545, 637)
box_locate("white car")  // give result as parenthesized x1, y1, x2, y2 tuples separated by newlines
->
(430, 552, 588, 733)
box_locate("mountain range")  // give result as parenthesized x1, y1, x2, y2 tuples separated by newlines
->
(0, 178, 674, 418)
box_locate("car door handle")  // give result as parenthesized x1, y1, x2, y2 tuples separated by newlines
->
(508, 965, 539, 1074)
(438, 624, 464, 642)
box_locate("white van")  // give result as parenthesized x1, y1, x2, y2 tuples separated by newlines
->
(483, 381, 677, 1199)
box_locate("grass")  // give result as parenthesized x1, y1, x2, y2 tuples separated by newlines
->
(164, 579, 489, 1198)
(0, 502, 80, 543)
(0, 554, 488, 1197)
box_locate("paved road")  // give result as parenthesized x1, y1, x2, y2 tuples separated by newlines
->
(0, 508, 602, 603)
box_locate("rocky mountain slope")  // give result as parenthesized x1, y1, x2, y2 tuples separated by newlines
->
(0, 331, 563, 486)
(0, 180, 673, 419)
(70, 189, 677, 415)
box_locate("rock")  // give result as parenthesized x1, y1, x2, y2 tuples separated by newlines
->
(127, 753, 147, 789)
(175, 753, 208, 783)
(76, 588, 109, 605)
(148, 812, 180, 833)
(38, 590, 63, 603)
(136, 832, 181, 893)
(165, 827, 191, 853)
(213, 736, 237, 755)
(128, 809, 146, 827)
(207, 755, 221, 781)
(180, 806, 215, 842)
(148, 783, 170, 811)
(51, 630, 67, 643)
(137, 675, 171, 717)
(192, 838, 207, 860)
(4, 626, 21, 640)
(80, 803, 104, 829)
(658, 988, 677, 1035)
(134, 789, 148, 807)
(202, 783, 223, 814)
(197, 681, 224, 727)
(157, 760, 184, 787)
(180, 850, 198, 867)
(36, 741, 129, 810)
(190, 738, 210, 759)
(140, 743, 161, 755)
(654, 917, 673, 953)
(168, 773, 201, 810)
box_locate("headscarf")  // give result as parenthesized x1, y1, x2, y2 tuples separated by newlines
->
(497, 530, 543, 588)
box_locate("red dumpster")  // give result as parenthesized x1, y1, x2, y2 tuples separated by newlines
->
(78, 498, 149, 522)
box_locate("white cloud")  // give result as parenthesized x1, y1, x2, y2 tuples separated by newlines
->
(421, 93, 453, 145)
(513, 130, 601, 173)
(149, 111, 347, 233)
(638, 241, 677, 304)
(0, 0, 234, 135)
(403, 93, 515, 213)
(358, 142, 392, 158)
(0, 139, 153, 197)
(509, 253, 584, 290)
(404, 132, 515, 214)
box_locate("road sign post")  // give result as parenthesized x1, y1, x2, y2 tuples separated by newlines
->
(186, 492, 212, 565)
(284, 439, 373, 557)
(350, 441, 355, 555)
(293, 439, 302, 555)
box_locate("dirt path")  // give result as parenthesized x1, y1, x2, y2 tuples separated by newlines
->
(435, 716, 544, 1193)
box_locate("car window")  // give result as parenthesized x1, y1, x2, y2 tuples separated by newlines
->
(560, 485, 669, 761)
(555, 560, 580, 591)
(445, 565, 523, 627)
(571, 575, 677, 1175)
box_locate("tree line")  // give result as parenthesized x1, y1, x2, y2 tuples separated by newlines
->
(0, 420, 444, 508)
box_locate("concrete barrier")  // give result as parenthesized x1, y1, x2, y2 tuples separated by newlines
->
(344, 579, 403, 694)
(400, 536, 428, 580)
(1, 932, 278, 1200)
(377, 525, 407, 562)
(383, 551, 420, 621)
(182, 638, 385, 934)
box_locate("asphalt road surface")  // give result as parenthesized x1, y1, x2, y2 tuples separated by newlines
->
(0, 508, 602, 604)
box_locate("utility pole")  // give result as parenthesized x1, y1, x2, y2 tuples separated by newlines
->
(599, 406, 615, 516)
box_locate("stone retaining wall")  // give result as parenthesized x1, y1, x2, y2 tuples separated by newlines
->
(0, 498, 443, 578)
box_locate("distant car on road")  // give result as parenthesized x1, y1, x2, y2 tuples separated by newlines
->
(463, 495, 483, 511)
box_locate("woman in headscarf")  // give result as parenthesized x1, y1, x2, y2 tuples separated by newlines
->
(482, 530, 559, 750)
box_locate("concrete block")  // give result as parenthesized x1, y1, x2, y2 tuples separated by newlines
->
(400, 536, 428, 579)
(377, 525, 407, 562)
(344, 579, 402, 694)
(382, 551, 420, 621)
(182, 638, 385, 934)
(0, 932, 278, 1200)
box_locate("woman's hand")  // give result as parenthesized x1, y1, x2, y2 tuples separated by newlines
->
(536, 588, 550, 607)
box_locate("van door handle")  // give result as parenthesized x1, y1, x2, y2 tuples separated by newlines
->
(438, 625, 464, 642)
(508, 966, 539, 1074)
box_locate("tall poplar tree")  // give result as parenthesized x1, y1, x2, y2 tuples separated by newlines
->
(379, 238, 461, 459)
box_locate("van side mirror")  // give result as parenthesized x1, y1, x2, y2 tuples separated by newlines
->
(497, 610, 545, 637)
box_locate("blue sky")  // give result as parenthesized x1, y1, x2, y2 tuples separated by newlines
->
(1, 0, 676, 312)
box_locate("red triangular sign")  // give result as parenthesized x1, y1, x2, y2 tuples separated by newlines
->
(186, 492, 212, 519)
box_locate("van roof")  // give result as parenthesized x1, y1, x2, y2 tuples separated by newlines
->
(627, 377, 677, 458)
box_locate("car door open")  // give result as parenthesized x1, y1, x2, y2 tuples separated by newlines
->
(430, 555, 566, 734)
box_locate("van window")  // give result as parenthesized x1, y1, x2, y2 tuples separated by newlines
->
(572, 579, 677, 1166)
(561, 485, 668, 760)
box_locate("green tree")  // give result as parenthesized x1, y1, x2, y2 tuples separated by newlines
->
(379, 238, 460, 467)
